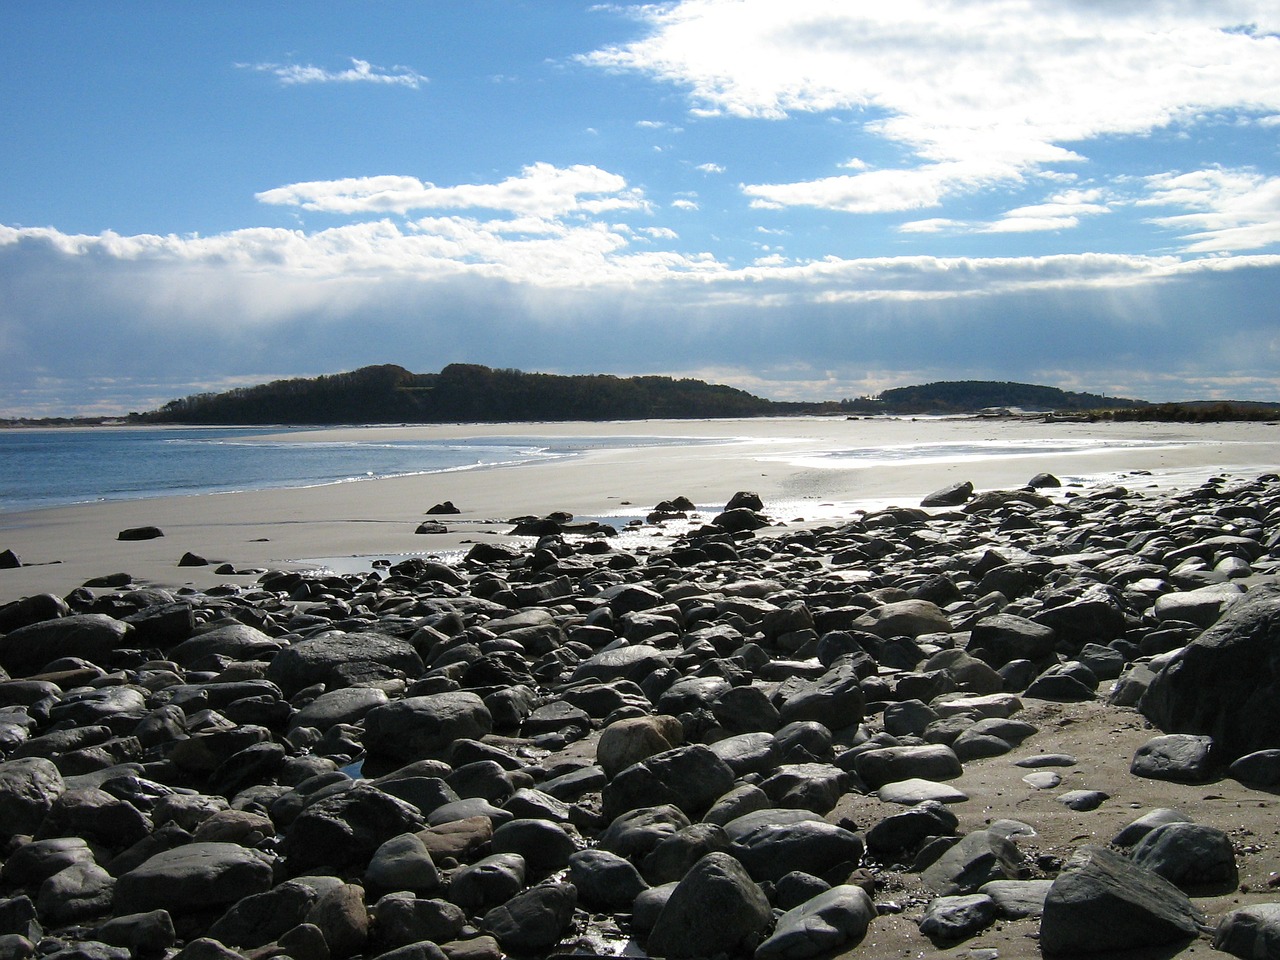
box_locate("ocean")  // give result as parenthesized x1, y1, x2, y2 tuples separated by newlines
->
(0, 426, 706, 514)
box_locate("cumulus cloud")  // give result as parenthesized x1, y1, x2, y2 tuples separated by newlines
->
(583, 1, 1280, 212)
(255, 163, 650, 218)
(239, 57, 427, 88)
(1141, 167, 1280, 252)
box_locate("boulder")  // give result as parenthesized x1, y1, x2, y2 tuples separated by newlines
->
(480, 883, 577, 956)
(1215, 903, 1280, 960)
(1130, 734, 1218, 784)
(1130, 822, 1238, 889)
(602, 745, 735, 820)
(0, 758, 65, 837)
(266, 631, 425, 697)
(918, 894, 996, 942)
(755, 885, 876, 960)
(921, 830, 1026, 896)
(645, 853, 770, 960)
(0, 616, 130, 677)
(920, 481, 974, 508)
(363, 693, 492, 763)
(1140, 583, 1280, 760)
(852, 600, 951, 639)
(113, 843, 273, 916)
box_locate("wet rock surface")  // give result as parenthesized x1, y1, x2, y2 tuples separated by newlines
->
(0, 477, 1279, 958)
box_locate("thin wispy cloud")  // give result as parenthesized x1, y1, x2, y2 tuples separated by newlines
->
(240, 57, 427, 88)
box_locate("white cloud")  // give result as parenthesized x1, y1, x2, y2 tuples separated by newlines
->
(255, 163, 650, 219)
(671, 198, 700, 211)
(696, 162, 725, 173)
(1141, 167, 1280, 252)
(583, 2, 1280, 211)
(240, 57, 427, 88)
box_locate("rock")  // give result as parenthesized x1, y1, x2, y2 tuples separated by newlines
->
(1058, 789, 1108, 811)
(853, 600, 951, 639)
(371, 895, 464, 952)
(596, 715, 682, 779)
(1214, 903, 1280, 960)
(866, 801, 959, 860)
(206, 878, 338, 949)
(1140, 584, 1280, 760)
(283, 783, 426, 873)
(448, 854, 526, 913)
(363, 693, 493, 763)
(1230, 749, 1280, 787)
(426, 501, 461, 515)
(1112, 808, 1192, 847)
(755, 885, 876, 960)
(645, 853, 770, 959)
(919, 894, 996, 942)
(602, 744, 735, 820)
(306, 883, 369, 960)
(0, 616, 130, 677)
(113, 843, 273, 916)
(1039, 845, 1204, 954)
(1130, 733, 1218, 784)
(568, 849, 648, 910)
(876, 779, 968, 805)
(729, 817, 864, 884)
(118, 527, 163, 541)
(491, 819, 580, 877)
(480, 883, 577, 955)
(0, 549, 21, 569)
(1028, 472, 1061, 488)
(0, 759, 65, 837)
(776, 661, 865, 730)
(93, 909, 176, 956)
(1152, 582, 1244, 627)
(363, 832, 440, 898)
(1130, 821, 1238, 889)
(267, 632, 425, 698)
(979, 878, 1052, 918)
(921, 481, 973, 508)
(854, 744, 962, 789)
(920, 830, 1026, 896)
(36, 863, 116, 925)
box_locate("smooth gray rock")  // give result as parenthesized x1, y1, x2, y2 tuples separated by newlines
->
(567, 849, 648, 910)
(36, 863, 115, 925)
(169, 623, 280, 668)
(921, 481, 974, 508)
(363, 693, 493, 763)
(1130, 733, 1218, 783)
(1058, 789, 1108, 811)
(854, 744, 962, 789)
(1130, 821, 1238, 889)
(206, 878, 340, 949)
(448, 854, 526, 913)
(1113, 808, 1192, 847)
(267, 631, 425, 698)
(979, 878, 1053, 918)
(730, 818, 864, 884)
(598, 804, 691, 861)
(776, 662, 865, 730)
(491, 818, 580, 877)
(283, 783, 426, 873)
(645, 853, 770, 960)
(1214, 903, 1280, 960)
(876, 778, 968, 806)
(1230, 749, 1280, 787)
(866, 801, 959, 860)
(0, 615, 130, 676)
(1039, 845, 1204, 954)
(920, 830, 1026, 896)
(363, 832, 440, 898)
(755, 885, 876, 960)
(371, 895, 464, 952)
(602, 744, 735, 820)
(919, 893, 996, 942)
(481, 883, 577, 955)
(113, 842, 273, 915)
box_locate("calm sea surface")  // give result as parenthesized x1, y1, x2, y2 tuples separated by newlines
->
(0, 427, 701, 513)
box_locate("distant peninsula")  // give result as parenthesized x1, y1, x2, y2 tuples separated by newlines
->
(6, 365, 1277, 426)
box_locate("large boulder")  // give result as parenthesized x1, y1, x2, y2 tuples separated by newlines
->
(0, 615, 130, 676)
(1140, 584, 1280, 760)
(755, 885, 876, 960)
(1039, 845, 1203, 954)
(266, 631, 425, 697)
(602, 745, 735, 821)
(363, 693, 492, 763)
(644, 853, 770, 959)
(0, 758, 65, 837)
(114, 843, 274, 916)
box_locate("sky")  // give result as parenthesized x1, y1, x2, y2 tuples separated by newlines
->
(2, 1, 1279, 416)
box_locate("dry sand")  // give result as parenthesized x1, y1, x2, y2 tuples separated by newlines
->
(1, 415, 1277, 604)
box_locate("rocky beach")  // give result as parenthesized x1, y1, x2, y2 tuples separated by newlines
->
(1, 417, 1280, 960)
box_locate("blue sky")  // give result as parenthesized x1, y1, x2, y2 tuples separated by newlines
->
(2, 1, 1279, 416)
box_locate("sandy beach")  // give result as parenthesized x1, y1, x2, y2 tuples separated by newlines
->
(1, 415, 1277, 604)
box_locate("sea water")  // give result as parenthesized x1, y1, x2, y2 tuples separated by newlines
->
(0, 426, 706, 513)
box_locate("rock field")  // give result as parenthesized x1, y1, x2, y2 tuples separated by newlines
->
(2, 472, 1280, 960)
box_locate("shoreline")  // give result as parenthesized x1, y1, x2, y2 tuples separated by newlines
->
(1, 416, 1277, 604)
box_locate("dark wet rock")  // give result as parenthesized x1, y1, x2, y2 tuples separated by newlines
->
(568, 848, 648, 910)
(448, 854, 526, 913)
(921, 830, 1027, 896)
(36, 787, 151, 851)
(921, 481, 974, 508)
(598, 804, 691, 861)
(306, 883, 368, 960)
(363, 832, 441, 898)
(772, 871, 830, 910)
(852, 600, 951, 639)
(596, 715, 682, 779)
(866, 800, 959, 861)
(267, 632, 425, 698)
(1112, 808, 1192, 847)
(1229, 749, 1280, 787)
(602, 744, 735, 820)
(2, 837, 96, 888)
(708, 732, 779, 776)
(759, 762, 847, 814)
(92, 909, 176, 956)
(1130, 733, 1219, 783)
(645, 852, 770, 959)
(640, 822, 731, 885)
(283, 783, 425, 873)
(756, 885, 875, 960)
(480, 883, 577, 956)
(1140, 583, 1280, 761)
(1039, 845, 1203, 954)
(776, 661, 865, 730)
(0, 758, 65, 837)
(113, 842, 273, 916)
(729, 817, 864, 884)
(118, 527, 164, 541)
(491, 818, 580, 877)
(363, 693, 492, 764)
(919, 893, 996, 943)
(371, 895, 464, 953)
(1130, 821, 1238, 889)
(206, 878, 339, 949)
(0, 616, 130, 677)
(36, 862, 116, 925)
